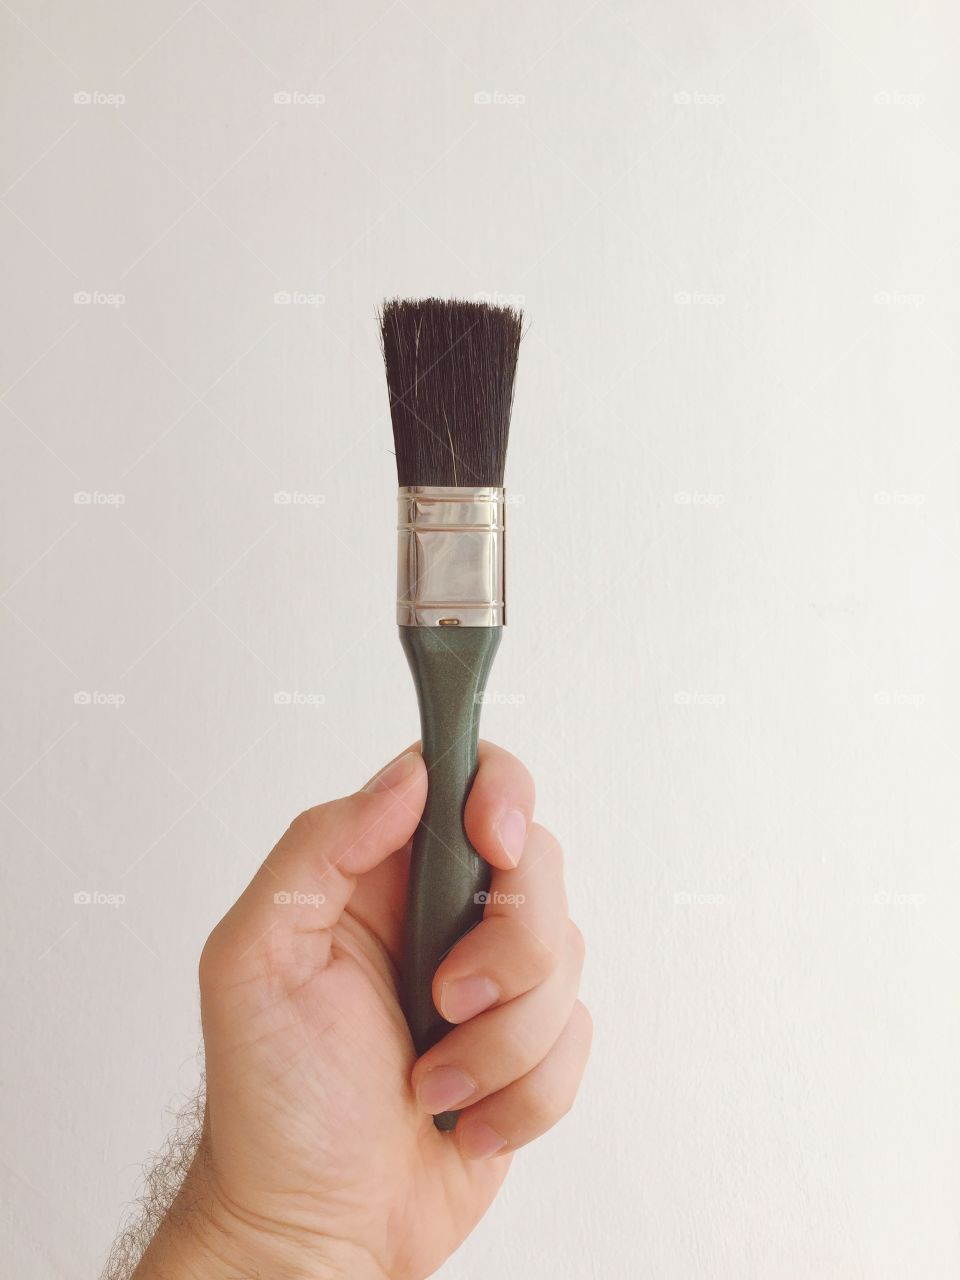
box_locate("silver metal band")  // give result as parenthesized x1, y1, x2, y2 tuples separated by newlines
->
(397, 486, 505, 627)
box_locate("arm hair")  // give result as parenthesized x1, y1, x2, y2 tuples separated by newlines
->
(101, 1080, 205, 1280)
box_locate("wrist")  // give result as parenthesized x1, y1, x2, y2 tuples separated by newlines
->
(134, 1159, 389, 1280)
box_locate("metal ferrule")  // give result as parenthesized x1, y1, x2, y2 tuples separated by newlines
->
(397, 486, 505, 627)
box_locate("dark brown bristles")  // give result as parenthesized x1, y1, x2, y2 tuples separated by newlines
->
(380, 297, 522, 487)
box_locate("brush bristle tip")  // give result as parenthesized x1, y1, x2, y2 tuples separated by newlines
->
(380, 297, 522, 488)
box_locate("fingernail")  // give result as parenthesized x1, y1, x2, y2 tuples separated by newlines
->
(416, 1066, 477, 1114)
(440, 976, 500, 1023)
(363, 751, 419, 793)
(459, 1120, 508, 1160)
(496, 808, 526, 866)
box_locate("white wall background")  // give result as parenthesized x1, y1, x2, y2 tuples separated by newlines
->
(3, 1, 959, 1276)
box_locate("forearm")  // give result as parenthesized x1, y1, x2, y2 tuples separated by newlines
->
(109, 1129, 388, 1280)
(132, 1157, 389, 1280)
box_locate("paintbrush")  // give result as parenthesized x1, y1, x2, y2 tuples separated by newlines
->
(380, 297, 522, 1130)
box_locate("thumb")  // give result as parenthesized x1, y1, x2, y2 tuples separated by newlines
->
(202, 751, 426, 976)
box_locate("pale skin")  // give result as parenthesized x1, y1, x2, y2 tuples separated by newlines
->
(129, 743, 591, 1280)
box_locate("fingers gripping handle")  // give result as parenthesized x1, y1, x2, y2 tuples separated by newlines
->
(399, 626, 502, 1131)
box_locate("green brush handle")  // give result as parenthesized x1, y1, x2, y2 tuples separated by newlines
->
(399, 625, 502, 1131)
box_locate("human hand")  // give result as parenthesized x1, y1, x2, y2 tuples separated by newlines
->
(134, 744, 591, 1280)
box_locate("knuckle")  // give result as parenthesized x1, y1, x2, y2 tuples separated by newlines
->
(198, 923, 228, 990)
(288, 808, 314, 836)
(513, 759, 536, 806)
(530, 934, 563, 984)
(442, 915, 559, 995)
(570, 999, 594, 1049)
(535, 942, 563, 988)
(526, 1077, 571, 1129)
(477, 742, 536, 806)
(487, 1020, 536, 1081)
(284, 801, 349, 868)
(528, 822, 563, 870)
(566, 920, 586, 967)
(494, 915, 560, 986)
(288, 802, 331, 838)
